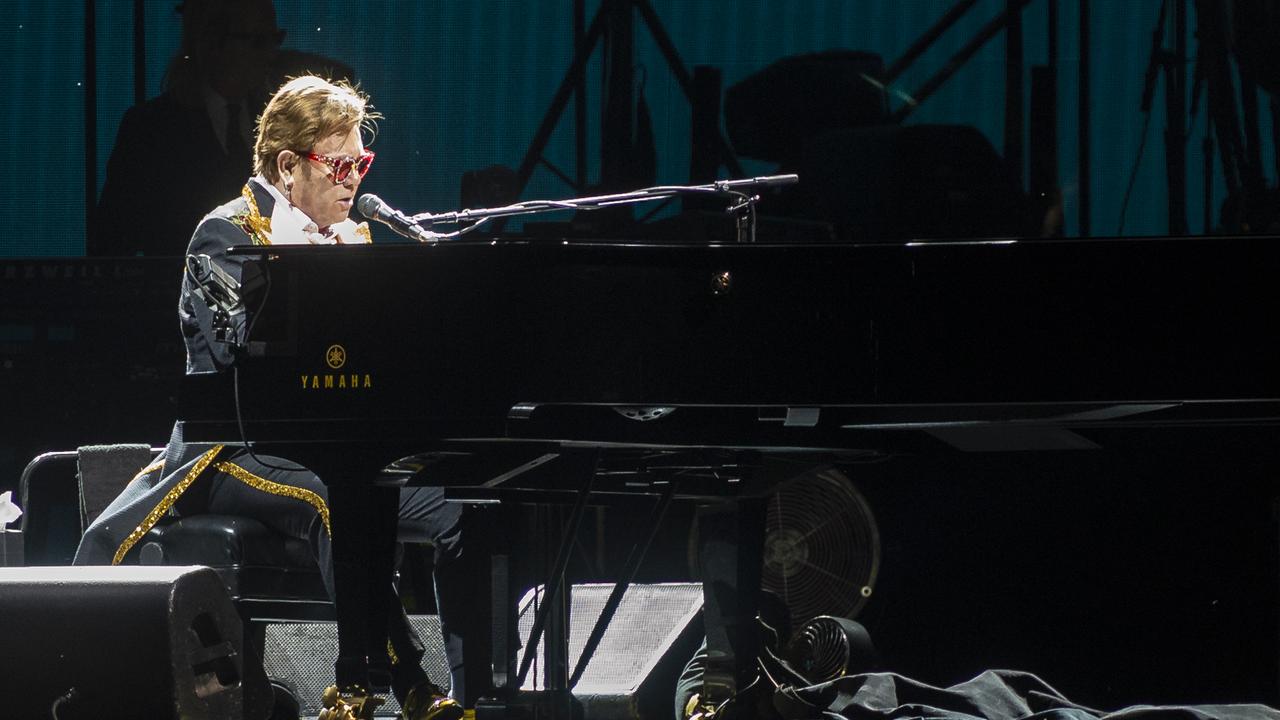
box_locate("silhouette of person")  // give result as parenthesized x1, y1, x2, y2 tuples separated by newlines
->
(90, 0, 353, 257)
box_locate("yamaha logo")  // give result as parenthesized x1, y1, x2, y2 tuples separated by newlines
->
(325, 344, 346, 369)
(300, 344, 372, 390)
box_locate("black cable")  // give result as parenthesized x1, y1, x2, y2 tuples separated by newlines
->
(49, 688, 78, 720)
(231, 366, 299, 472)
(242, 258, 270, 344)
(230, 265, 299, 473)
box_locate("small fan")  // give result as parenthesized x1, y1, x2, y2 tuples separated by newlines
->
(783, 615, 879, 684)
(761, 467, 880, 629)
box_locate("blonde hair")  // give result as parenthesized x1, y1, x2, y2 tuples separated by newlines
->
(253, 75, 380, 181)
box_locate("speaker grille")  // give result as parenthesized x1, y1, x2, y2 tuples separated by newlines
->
(262, 585, 703, 717)
(517, 582, 703, 693)
(262, 615, 450, 717)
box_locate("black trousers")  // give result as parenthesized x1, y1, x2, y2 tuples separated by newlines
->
(173, 447, 480, 704)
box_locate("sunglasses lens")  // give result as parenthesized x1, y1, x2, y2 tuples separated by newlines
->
(316, 153, 372, 183)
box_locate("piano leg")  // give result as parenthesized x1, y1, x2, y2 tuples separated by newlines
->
(328, 480, 401, 693)
(475, 452, 600, 719)
(695, 497, 767, 714)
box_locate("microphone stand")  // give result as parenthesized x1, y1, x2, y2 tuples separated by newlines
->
(406, 174, 797, 243)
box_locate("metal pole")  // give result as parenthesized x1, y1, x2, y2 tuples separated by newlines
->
(1165, 0, 1188, 235)
(884, 0, 981, 83)
(134, 0, 146, 105)
(890, 0, 1034, 124)
(1195, 0, 1245, 229)
(601, 0, 635, 195)
(574, 0, 587, 192)
(1079, 0, 1091, 236)
(84, 0, 97, 251)
(511, 4, 609, 199)
(1005, 0, 1025, 189)
(634, 0, 744, 176)
(1203, 129, 1214, 233)
(1048, 0, 1058, 63)
(1030, 0, 1060, 235)
(1271, 97, 1280, 183)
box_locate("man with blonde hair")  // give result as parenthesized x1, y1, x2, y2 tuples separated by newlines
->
(76, 76, 469, 720)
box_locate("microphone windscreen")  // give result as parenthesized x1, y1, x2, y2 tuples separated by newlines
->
(356, 194, 383, 220)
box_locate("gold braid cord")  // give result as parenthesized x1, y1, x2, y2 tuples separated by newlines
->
(214, 461, 332, 536)
(112, 445, 225, 565)
(240, 183, 273, 245)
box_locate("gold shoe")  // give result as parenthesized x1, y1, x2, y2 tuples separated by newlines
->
(400, 680, 464, 720)
(684, 692, 719, 720)
(318, 685, 386, 720)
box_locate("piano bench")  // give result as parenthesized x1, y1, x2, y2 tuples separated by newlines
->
(140, 514, 335, 623)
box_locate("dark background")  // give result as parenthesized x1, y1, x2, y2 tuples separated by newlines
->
(4, 0, 1278, 255)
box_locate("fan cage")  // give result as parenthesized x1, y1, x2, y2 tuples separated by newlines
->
(761, 467, 880, 626)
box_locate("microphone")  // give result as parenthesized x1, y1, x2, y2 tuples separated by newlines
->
(712, 174, 799, 191)
(744, 173, 799, 188)
(357, 194, 436, 243)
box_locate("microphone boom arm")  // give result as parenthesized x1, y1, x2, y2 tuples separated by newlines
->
(404, 173, 798, 242)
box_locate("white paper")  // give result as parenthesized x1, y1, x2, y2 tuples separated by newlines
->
(0, 490, 22, 528)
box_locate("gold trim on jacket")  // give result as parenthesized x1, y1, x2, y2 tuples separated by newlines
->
(112, 445, 225, 565)
(214, 460, 332, 536)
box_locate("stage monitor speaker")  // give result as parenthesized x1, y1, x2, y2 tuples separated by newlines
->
(0, 565, 269, 720)
(516, 582, 704, 720)
(260, 614, 451, 718)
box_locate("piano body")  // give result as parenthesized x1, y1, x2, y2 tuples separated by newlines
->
(180, 233, 1280, 710)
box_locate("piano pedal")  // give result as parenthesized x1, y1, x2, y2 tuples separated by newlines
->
(318, 684, 386, 720)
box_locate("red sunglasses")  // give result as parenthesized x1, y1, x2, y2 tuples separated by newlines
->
(300, 150, 376, 183)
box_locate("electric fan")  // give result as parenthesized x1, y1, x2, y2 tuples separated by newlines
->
(782, 614, 879, 684)
(760, 467, 880, 630)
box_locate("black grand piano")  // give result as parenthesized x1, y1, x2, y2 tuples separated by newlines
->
(180, 230, 1280, 714)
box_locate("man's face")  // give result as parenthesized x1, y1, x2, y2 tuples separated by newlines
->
(289, 125, 365, 229)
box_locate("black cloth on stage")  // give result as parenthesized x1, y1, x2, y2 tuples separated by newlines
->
(769, 670, 1278, 720)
